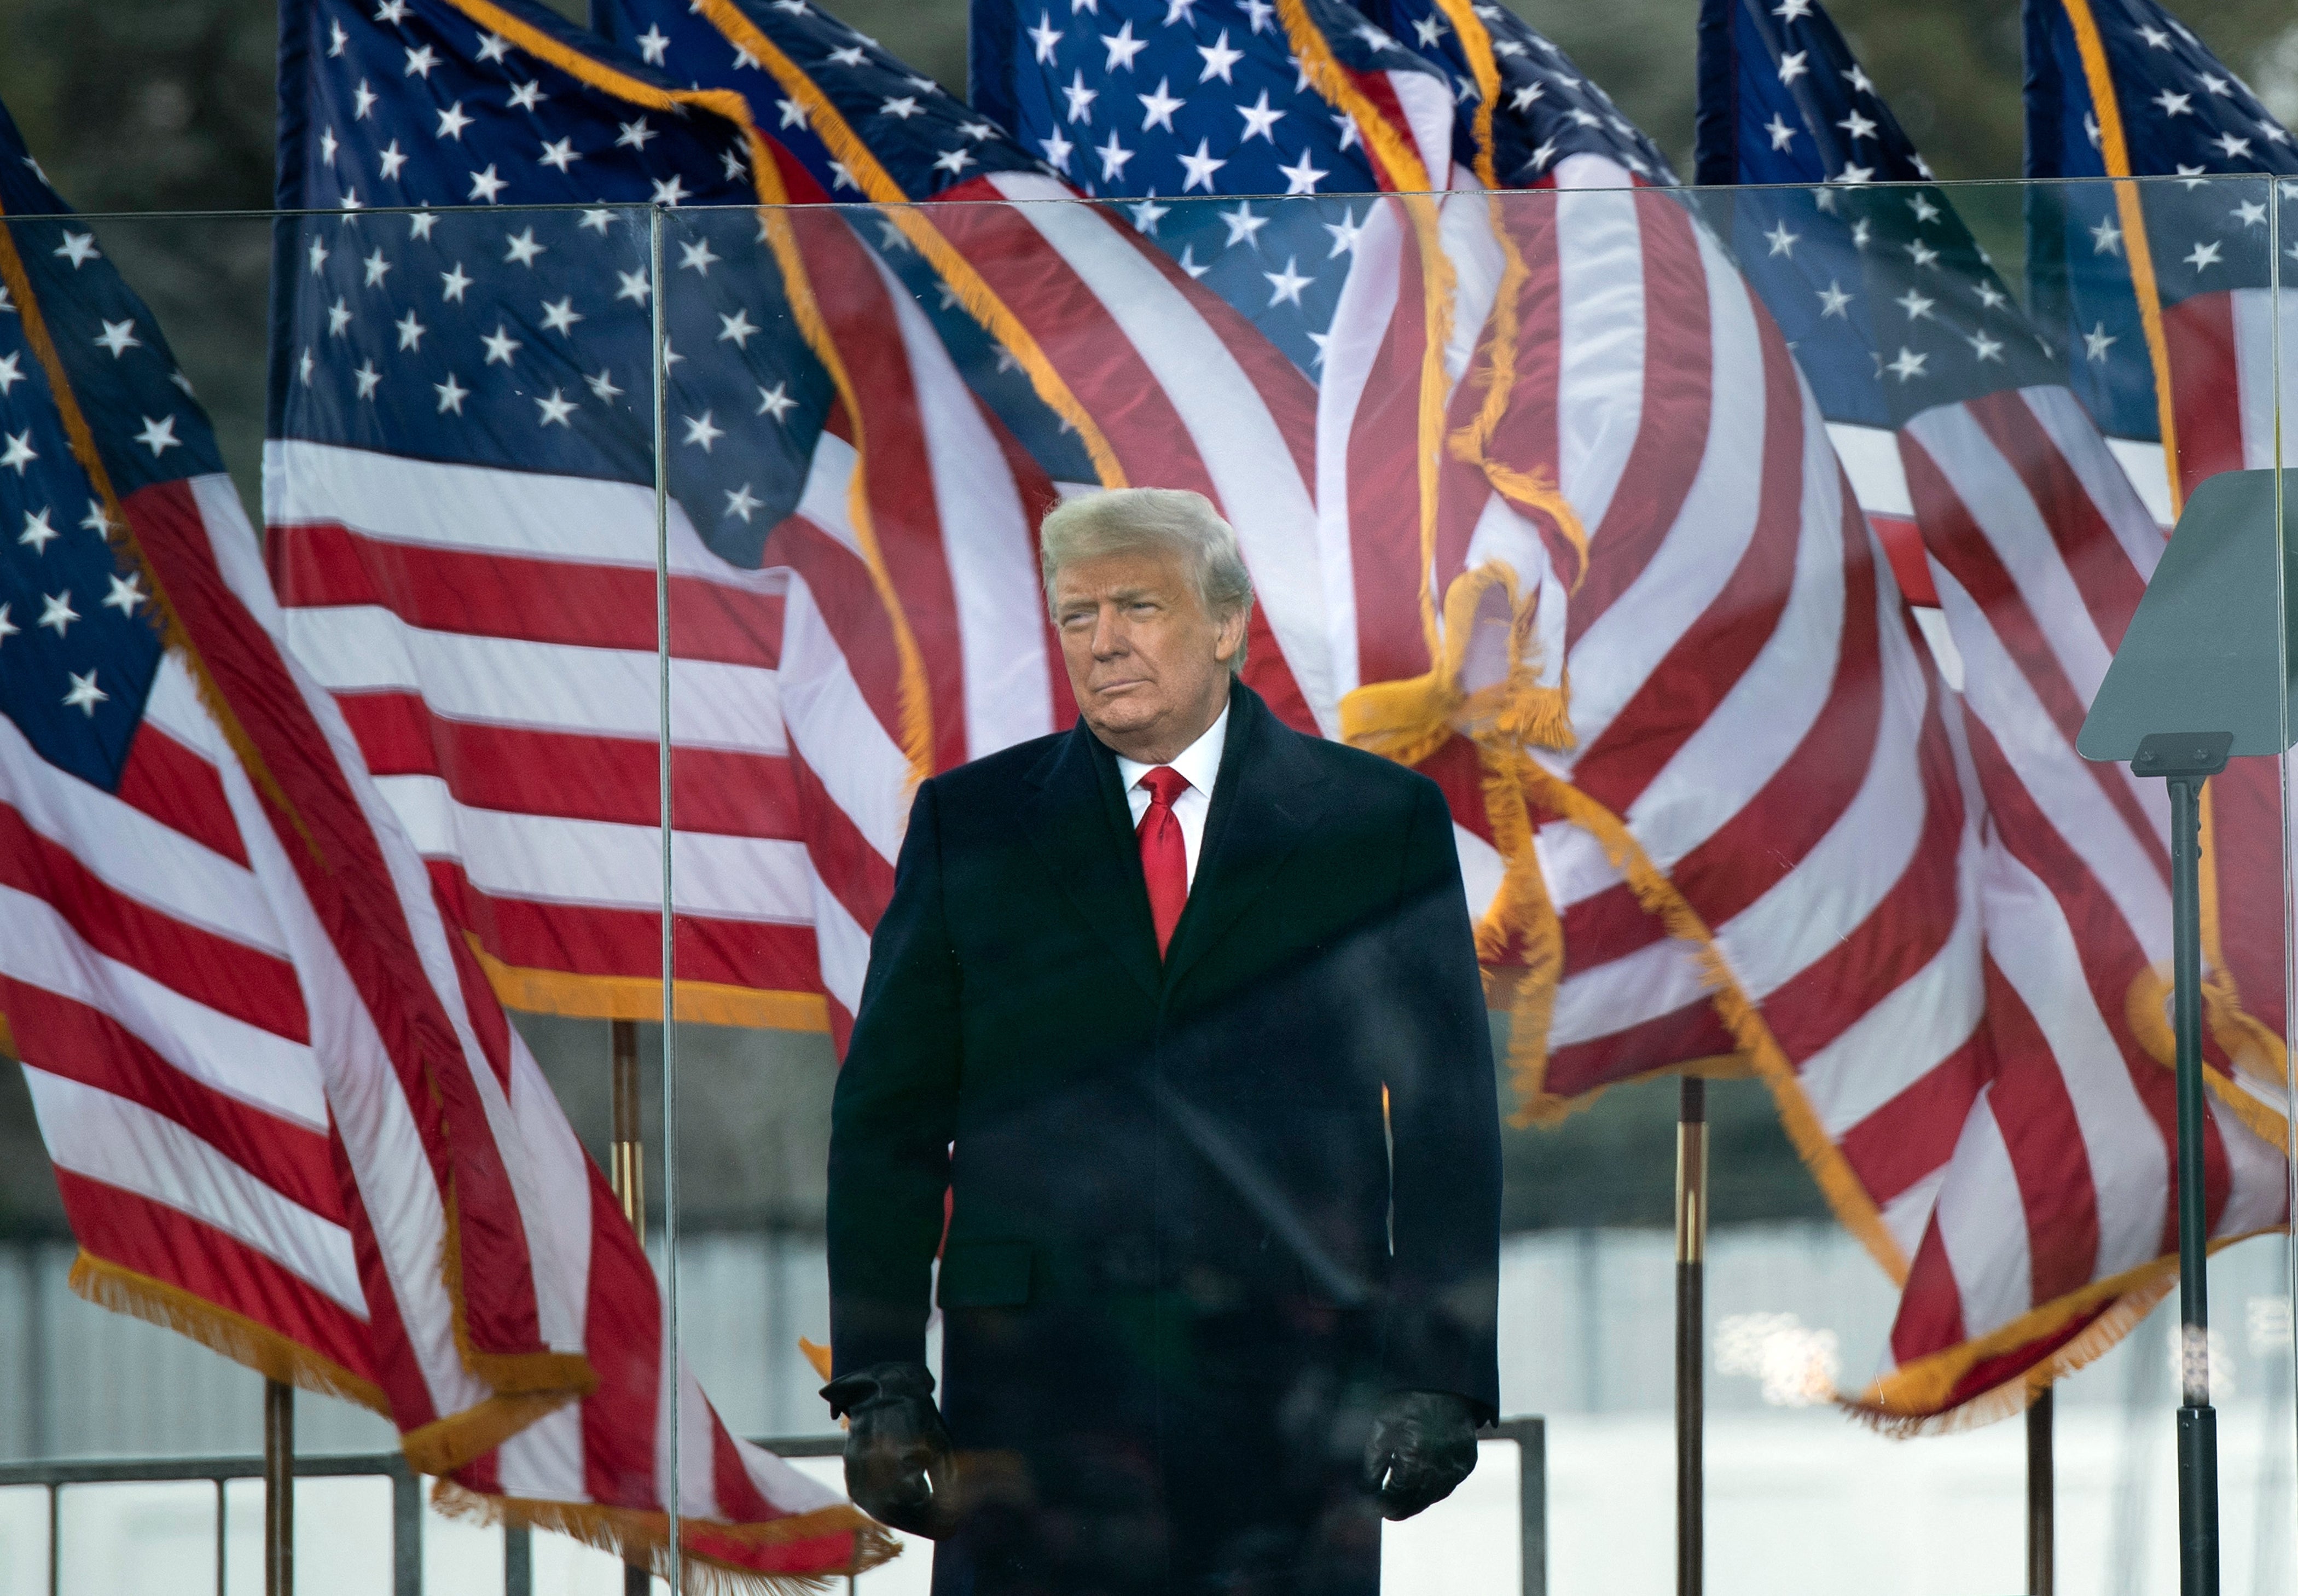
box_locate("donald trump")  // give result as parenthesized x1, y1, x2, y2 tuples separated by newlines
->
(823, 487, 1501, 1594)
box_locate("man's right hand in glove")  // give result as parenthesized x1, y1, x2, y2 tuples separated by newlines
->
(820, 1361, 955, 1538)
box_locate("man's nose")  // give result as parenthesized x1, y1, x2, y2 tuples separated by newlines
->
(1090, 607, 1124, 657)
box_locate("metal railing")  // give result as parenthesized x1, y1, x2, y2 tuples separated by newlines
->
(0, 1420, 1545, 1595)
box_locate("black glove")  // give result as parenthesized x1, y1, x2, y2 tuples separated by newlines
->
(821, 1361, 955, 1539)
(1362, 1389, 1479, 1521)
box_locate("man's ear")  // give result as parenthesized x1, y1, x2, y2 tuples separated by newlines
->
(1214, 604, 1249, 665)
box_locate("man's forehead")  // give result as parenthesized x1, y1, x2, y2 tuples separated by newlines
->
(1053, 549, 1188, 598)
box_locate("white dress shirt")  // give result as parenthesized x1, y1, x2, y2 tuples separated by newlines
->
(1116, 705, 1228, 889)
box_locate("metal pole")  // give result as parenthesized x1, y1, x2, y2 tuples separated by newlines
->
(611, 1017, 645, 1238)
(2167, 772, 2219, 1596)
(1675, 1076, 1707, 1596)
(505, 1525, 534, 1596)
(2026, 1387, 2053, 1596)
(216, 1477, 227, 1596)
(264, 1378, 293, 1596)
(391, 1460, 422, 1596)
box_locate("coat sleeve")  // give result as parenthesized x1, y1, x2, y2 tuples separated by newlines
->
(1379, 777, 1504, 1420)
(826, 777, 962, 1377)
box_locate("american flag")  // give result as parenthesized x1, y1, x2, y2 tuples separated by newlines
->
(0, 92, 883, 1582)
(1699, 0, 2291, 1429)
(2025, 0, 2296, 504)
(266, 0, 969, 1043)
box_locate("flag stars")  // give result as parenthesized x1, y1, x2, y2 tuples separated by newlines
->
(636, 24, 670, 63)
(403, 43, 438, 78)
(1061, 71, 1098, 125)
(1197, 30, 1243, 84)
(934, 146, 979, 177)
(1102, 20, 1146, 71)
(881, 95, 924, 120)
(540, 297, 583, 335)
(1322, 207, 1365, 257)
(615, 268, 652, 305)
(1836, 109, 1877, 142)
(80, 500, 113, 538)
(61, 670, 106, 716)
(328, 19, 349, 55)
(38, 590, 78, 635)
(1028, 11, 1063, 63)
(2211, 132, 2253, 159)
(1139, 77, 1182, 132)
(1278, 151, 1327, 195)
(1895, 288, 1935, 320)
(1975, 281, 2009, 311)
(1764, 114, 1796, 152)
(1221, 200, 1269, 248)
(1777, 51, 1809, 85)
(395, 310, 427, 350)
(101, 572, 145, 617)
(0, 353, 19, 396)
(93, 318, 141, 357)
(437, 102, 473, 140)
(682, 411, 724, 451)
(1909, 194, 1941, 224)
(1763, 220, 1799, 258)
(678, 237, 719, 275)
(756, 382, 796, 421)
(826, 44, 866, 67)
(363, 248, 392, 287)
(481, 325, 522, 364)
(53, 231, 98, 268)
(617, 117, 658, 152)
(507, 80, 548, 113)
(1885, 347, 1927, 381)
(327, 297, 355, 336)
(503, 228, 546, 266)
(1237, 90, 1285, 143)
(440, 263, 474, 302)
(434, 373, 469, 413)
(468, 165, 508, 203)
(539, 136, 579, 173)
(1262, 256, 1311, 307)
(586, 369, 624, 404)
(1906, 240, 1940, 269)
(1130, 195, 1169, 234)
(353, 360, 381, 399)
(0, 605, 13, 647)
(2233, 199, 2267, 227)
(1966, 329, 2005, 363)
(1094, 132, 1134, 181)
(378, 140, 409, 181)
(2154, 89, 2192, 117)
(2090, 215, 2123, 254)
(353, 80, 379, 119)
(1040, 129, 1076, 174)
(1179, 138, 1226, 193)
(321, 128, 340, 165)
(724, 483, 764, 523)
(578, 208, 614, 235)
(0, 430, 32, 474)
(651, 175, 689, 206)
(477, 31, 514, 63)
(718, 309, 760, 347)
(18, 508, 57, 554)
(2184, 239, 2223, 271)
(2083, 322, 2117, 362)
(534, 388, 576, 427)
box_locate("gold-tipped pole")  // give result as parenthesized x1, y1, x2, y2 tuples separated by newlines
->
(2028, 1386, 2055, 1595)
(264, 1378, 293, 1596)
(611, 1018, 645, 1237)
(1675, 1077, 1707, 1596)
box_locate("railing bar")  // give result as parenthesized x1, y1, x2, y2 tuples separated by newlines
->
(217, 1476, 228, 1596)
(47, 1481, 59, 1596)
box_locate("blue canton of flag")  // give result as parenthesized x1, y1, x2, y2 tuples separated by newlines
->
(274, 0, 839, 560)
(969, 0, 1437, 375)
(0, 103, 218, 791)
(1694, 0, 2059, 431)
(589, 0, 1100, 484)
(1358, 0, 1674, 185)
(2024, 0, 2297, 445)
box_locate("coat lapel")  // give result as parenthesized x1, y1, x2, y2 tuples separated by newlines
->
(1022, 719, 1164, 1001)
(1161, 686, 1327, 993)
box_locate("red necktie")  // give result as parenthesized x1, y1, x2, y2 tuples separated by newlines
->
(1136, 765, 1191, 957)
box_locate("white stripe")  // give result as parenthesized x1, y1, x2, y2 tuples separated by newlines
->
(23, 1067, 364, 1314)
(264, 441, 789, 594)
(496, 1400, 590, 1504)
(986, 173, 1336, 734)
(2230, 287, 2298, 473)
(285, 608, 787, 757)
(140, 652, 232, 764)
(1902, 402, 2117, 702)
(811, 858, 873, 1019)
(1437, 177, 1505, 388)
(2103, 436, 2174, 529)
(1825, 422, 1913, 519)
(1796, 832, 1983, 1140)
(2212, 1089, 2287, 1241)
(2016, 386, 2163, 581)
(1621, 402, 1845, 871)
(1548, 936, 1708, 1048)
(1560, 219, 1765, 755)
(1380, 67, 1454, 194)
(777, 577, 913, 864)
(0, 880, 327, 1130)
(875, 249, 1054, 758)
(1453, 823, 1505, 926)
(1983, 848, 2169, 1282)
(372, 774, 816, 921)
(1313, 197, 1405, 703)
(1547, 156, 1649, 546)
(1879, 1167, 1947, 1280)
(1929, 562, 2169, 965)
(1928, 1092, 2034, 1340)
(0, 715, 289, 961)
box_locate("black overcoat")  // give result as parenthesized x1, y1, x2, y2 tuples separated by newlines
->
(827, 681, 1502, 1595)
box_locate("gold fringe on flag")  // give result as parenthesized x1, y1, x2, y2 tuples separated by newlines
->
(431, 1480, 900, 1596)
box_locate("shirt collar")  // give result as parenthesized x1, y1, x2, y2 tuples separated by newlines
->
(1116, 703, 1229, 799)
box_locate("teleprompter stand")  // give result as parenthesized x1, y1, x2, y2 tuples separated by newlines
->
(2079, 467, 2298, 1596)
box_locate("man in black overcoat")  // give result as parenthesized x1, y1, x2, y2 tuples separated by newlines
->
(823, 488, 1502, 1595)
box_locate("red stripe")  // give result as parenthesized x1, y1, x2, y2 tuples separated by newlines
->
(767, 514, 910, 755)
(1570, 298, 1809, 816)
(7, 979, 336, 1217)
(792, 214, 968, 771)
(790, 748, 895, 937)
(116, 721, 246, 867)
(1900, 431, 2166, 880)
(1867, 512, 1937, 606)
(56, 1169, 377, 1390)
(2203, 757, 2286, 1043)
(428, 858, 826, 997)
(579, 1171, 661, 1509)
(267, 519, 785, 670)
(1963, 389, 2149, 652)
(0, 800, 307, 1043)
(1529, 194, 1713, 646)
(1347, 219, 1435, 689)
(333, 1146, 442, 1431)
(131, 479, 552, 1369)
(1541, 996, 1737, 1102)
(926, 195, 1320, 731)
(1833, 1033, 1987, 1208)
(1976, 949, 2100, 1304)
(1887, 1211, 1968, 1371)
(980, 390, 1078, 731)
(336, 692, 801, 840)
(2164, 291, 2243, 508)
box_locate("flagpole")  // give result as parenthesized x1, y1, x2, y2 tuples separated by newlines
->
(264, 1377, 293, 1596)
(2164, 767, 2220, 1596)
(610, 1017, 647, 1596)
(2026, 1386, 2055, 1594)
(1675, 1076, 1707, 1596)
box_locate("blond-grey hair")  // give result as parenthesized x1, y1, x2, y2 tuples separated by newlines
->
(1040, 488, 1254, 674)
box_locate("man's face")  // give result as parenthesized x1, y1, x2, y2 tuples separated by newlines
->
(1052, 546, 1246, 761)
